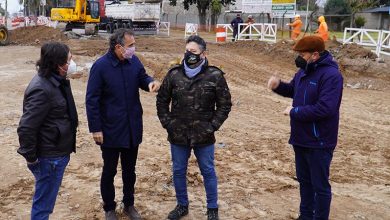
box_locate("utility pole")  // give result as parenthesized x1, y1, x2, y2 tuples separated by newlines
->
(23, 0, 26, 17)
(305, 0, 309, 28)
(5, 0, 7, 27)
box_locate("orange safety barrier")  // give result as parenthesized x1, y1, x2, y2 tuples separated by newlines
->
(216, 27, 226, 42)
(12, 21, 20, 27)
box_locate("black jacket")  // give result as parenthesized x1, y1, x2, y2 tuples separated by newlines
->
(17, 74, 78, 162)
(156, 61, 232, 147)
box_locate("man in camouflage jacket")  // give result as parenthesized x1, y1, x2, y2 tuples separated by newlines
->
(156, 36, 232, 220)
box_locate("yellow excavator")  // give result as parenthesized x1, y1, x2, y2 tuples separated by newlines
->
(0, 25, 9, 46)
(51, 0, 101, 35)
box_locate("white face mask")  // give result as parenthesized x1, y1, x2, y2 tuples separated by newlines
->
(67, 59, 77, 75)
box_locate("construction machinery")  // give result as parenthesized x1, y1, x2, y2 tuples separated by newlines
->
(51, 0, 162, 35)
(0, 25, 9, 46)
(51, 0, 101, 34)
(102, 0, 161, 35)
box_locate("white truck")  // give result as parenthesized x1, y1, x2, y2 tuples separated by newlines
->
(101, 0, 162, 35)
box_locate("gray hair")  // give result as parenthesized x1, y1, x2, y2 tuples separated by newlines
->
(109, 28, 135, 51)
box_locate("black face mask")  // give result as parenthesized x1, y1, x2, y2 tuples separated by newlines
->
(295, 55, 308, 69)
(184, 50, 202, 66)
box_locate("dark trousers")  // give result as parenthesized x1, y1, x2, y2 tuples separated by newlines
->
(233, 29, 238, 41)
(100, 146, 139, 212)
(294, 146, 334, 220)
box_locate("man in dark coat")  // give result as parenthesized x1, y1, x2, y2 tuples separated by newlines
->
(17, 42, 78, 219)
(230, 13, 243, 41)
(86, 29, 160, 220)
(268, 36, 343, 220)
(157, 35, 232, 220)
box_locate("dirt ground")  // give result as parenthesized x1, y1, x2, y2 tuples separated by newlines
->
(0, 27, 389, 220)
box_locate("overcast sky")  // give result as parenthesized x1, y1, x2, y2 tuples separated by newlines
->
(0, 0, 21, 13)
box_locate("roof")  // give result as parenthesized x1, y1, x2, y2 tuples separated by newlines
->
(363, 6, 390, 13)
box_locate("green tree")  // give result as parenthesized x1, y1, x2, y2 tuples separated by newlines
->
(347, 0, 379, 27)
(19, 0, 41, 16)
(297, 0, 318, 11)
(325, 0, 351, 30)
(0, 3, 6, 16)
(169, 0, 236, 30)
(210, 0, 222, 27)
(19, 0, 57, 16)
(325, 0, 351, 15)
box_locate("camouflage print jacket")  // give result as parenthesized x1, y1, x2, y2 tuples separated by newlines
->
(156, 61, 232, 147)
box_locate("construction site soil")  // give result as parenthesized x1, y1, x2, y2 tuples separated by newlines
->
(0, 26, 389, 219)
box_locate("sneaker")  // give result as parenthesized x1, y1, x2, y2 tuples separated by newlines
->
(207, 208, 219, 220)
(105, 210, 118, 220)
(167, 205, 189, 220)
(123, 206, 142, 220)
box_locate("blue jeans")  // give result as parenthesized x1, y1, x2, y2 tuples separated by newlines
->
(294, 146, 334, 220)
(28, 155, 70, 220)
(170, 144, 218, 208)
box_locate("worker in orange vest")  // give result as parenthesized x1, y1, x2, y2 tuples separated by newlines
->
(315, 16, 329, 41)
(287, 14, 303, 40)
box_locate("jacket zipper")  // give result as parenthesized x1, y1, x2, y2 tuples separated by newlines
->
(313, 122, 320, 138)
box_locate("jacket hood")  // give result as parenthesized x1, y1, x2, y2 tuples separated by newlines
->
(318, 16, 325, 23)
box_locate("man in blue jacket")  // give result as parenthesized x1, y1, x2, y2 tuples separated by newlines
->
(230, 13, 243, 41)
(86, 29, 160, 220)
(267, 36, 343, 220)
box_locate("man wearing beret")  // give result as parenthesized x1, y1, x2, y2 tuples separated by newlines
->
(267, 36, 343, 220)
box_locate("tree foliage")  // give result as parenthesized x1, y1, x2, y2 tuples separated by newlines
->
(169, 0, 236, 29)
(347, 0, 379, 27)
(211, 0, 222, 15)
(354, 16, 366, 28)
(19, 0, 58, 16)
(324, 0, 351, 14)
(347, 0, 379, 14)
(210, 0, 222, 26)
(0, 4, 6, 16)
(296, 0, 323, 10)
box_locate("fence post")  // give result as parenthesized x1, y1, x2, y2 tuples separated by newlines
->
(343, 28, 347, 43)
(376, 30, 383, 57)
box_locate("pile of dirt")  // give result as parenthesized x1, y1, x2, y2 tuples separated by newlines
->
(218, 39, 389, 79)
(216, 40, 295, 60)
(219, 39, 377, 61)
(9, 26, 68, 45)
(327, 41, 378, 60)
(66, 39, 109, 57)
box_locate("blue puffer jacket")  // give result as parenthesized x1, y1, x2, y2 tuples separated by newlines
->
(274, 51, 343, 149)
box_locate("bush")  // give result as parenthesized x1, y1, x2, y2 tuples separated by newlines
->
(355, 16, 366, 28)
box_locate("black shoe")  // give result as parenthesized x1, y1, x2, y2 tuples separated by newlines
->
(207, 208, 219, 220)
(123, 206, 142, 220)
(105, 210, 118, 220)
(167, 205, 189, 220)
